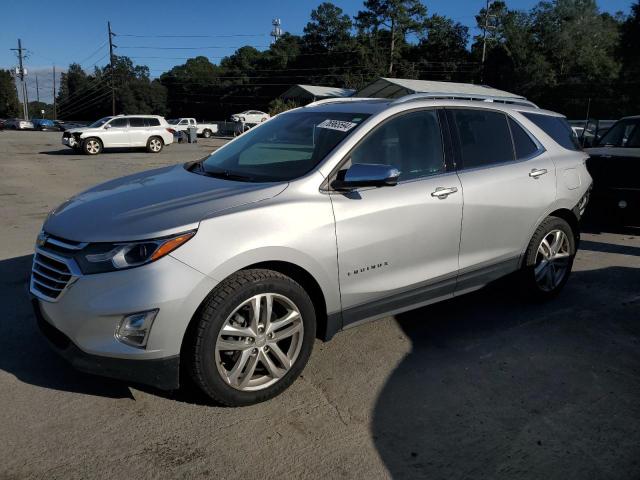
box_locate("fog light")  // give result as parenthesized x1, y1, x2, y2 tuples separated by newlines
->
(618, 200, 627, 209)
(115, 309, 158, 348)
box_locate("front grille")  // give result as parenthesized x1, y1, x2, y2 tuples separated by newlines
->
(63, 131, 71, 138)
(30, 234, 84, 302)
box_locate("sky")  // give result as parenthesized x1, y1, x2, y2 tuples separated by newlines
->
(1, 0, 634, 103)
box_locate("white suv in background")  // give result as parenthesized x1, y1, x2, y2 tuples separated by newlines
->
(62, 115, 174, 155)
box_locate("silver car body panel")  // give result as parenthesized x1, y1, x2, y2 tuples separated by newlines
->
(34, 97, 592, 365)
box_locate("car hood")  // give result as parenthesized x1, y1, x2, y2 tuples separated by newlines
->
(43, 164, 288, 242)
(66, 127, 97, 135)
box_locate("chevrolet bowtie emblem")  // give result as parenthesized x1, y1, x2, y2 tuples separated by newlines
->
(36, 232, 48, 248)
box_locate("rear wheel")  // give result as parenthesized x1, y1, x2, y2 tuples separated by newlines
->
(188, 269, 316, 406)
(146, 136, 163, 153)
(521, 216, 576, 299)
(202, 129, 212, 138)
(83, 137, 102, 155)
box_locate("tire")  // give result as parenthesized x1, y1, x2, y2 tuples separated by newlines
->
(188, 269, 316, 406)
(146, 136, 163, 153)
(83, 137, 102, 155)
(521, 216, 576, 300)
(202, 129, 212, 138)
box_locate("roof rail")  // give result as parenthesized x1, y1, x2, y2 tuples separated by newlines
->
(305, 97, 380, 108)
(390, 93, 538, 108)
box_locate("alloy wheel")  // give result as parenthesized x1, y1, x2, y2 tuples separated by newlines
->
(534, 229, 571, 291)
(215, 293, 304, 391)
(149, 138, 162, 152)
(86, 140, 100, 154)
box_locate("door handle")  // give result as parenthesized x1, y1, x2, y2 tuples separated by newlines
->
(430, 186, 458, 199)
(529, 168, 548, 179)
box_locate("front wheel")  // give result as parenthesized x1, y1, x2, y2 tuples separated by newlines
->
(83, 137, 102, 155)
(146, 136, 163, 153)
(188, 269, 316, 406)
(521, 216, 576, 299)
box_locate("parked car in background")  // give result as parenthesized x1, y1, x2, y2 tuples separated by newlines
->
(32, 119, 59, 131)
(570, 119, 617, 147)
(585, 115, 640, 226)
(61, 115, 174, 155)
(167, 118, 218, 138)
(57, 121, 88, 131)
(5, 118, 34, 130)
(33, 95, 591, 406)
(230, 110, 270, 124)
(0, 119, 5, 130)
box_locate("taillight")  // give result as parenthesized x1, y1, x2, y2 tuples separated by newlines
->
(167, 128, 176, 134)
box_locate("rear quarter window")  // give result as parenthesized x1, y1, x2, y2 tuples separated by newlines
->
(521, 112, 580, 151)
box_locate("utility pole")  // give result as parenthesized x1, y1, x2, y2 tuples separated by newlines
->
(270, 19, 282, 44)
(108, 21, 116, 115)
(35, 74, 40, 103)
(11, 39, 29, 120)
(52, 65, 57, 120)
(480, 0, 495, 83)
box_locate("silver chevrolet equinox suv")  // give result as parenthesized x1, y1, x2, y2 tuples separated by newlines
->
(31, 94, 592, 406)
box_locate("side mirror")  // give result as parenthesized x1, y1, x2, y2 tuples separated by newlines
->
(331, 163, 401, 191)
(104, 124, 112, 129)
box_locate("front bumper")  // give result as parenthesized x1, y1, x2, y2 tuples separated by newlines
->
(33, 299, 180, 390)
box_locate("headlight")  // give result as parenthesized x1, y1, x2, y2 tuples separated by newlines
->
(76, 231, 195, 274)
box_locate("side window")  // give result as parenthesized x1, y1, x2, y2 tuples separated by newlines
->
(128, 118, 146, 128)
(349, 110, 444, 181)
(109, 118, 128, 128)
(521, 112, 580, 151)
(508, 117, 540, 159)
(145, 118, 161, 127)
(450, 109, 514, 168)
(179, 120, 188, 125)
(597, 120, 640, 147)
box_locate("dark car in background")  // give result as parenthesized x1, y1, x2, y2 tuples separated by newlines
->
(585, 115, 640, 227)
(570, 119, 617, 148)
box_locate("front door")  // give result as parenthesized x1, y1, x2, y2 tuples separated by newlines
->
(101, 117, 130, 147)
(330, 109, 463, 325)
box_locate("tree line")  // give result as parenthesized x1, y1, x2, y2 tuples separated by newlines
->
(1, 0, 639, 121)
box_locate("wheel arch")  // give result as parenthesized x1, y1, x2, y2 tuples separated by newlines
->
(548, 208, 580, 246)
(180, 260, 336, 375)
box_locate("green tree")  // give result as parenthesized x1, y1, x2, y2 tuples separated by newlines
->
(0, 69, 21, 117)
(303, 3, 353, 51)
(355, 0, 429, 75)
(409, 15, 471, 81)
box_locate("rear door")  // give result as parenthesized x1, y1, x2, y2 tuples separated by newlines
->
(447, 108, 556, 292)
(128, 117, 149, 146)
(330, 109, 463, 324)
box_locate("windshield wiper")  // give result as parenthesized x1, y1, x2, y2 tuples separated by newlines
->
(200, 167, 255, 182)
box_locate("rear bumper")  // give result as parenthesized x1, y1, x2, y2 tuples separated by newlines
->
(33, 299, 180, 390)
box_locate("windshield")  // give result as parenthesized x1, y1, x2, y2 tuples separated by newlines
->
(199, 111, 370, 182)
(597, 119, 640, 147)
(167, 119, 180, 125)
(89, 117, 113, 128)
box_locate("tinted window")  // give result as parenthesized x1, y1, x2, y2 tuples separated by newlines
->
(109, 118, 128, 128)
(146, 118, 160, 127)
(451, 109, 514, 168)
(350, 110, 444, 181)
(509, 117, 539, 159)
(129, 117, 145, 128)
(522, 112, 580, 150)
(201, 111, 370, 182)
(597, 119, 640, 148)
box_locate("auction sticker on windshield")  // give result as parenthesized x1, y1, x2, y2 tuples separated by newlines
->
(317, 119, 358, 132)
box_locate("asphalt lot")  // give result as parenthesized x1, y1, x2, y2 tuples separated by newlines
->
(0, 130, 639, 479)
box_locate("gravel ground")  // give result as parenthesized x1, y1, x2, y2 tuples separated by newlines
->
(0, 130, 639, 480)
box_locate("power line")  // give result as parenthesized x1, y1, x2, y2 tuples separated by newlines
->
(118, 33, 269, 38)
